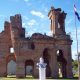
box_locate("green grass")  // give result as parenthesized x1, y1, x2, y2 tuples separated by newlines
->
(0, 77, 78, 80)
(74, 73, 78, 77)
(0, 75, 78, 80)
(0, 78, 78, 80)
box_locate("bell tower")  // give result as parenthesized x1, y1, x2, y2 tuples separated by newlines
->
(10, 14, 25, 38)
(48, 7, 67, 36)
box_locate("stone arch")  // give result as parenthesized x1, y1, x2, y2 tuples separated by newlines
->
(31, 42, 35, 50)
(56, 49, 67, 78)
(25, 60, 34, 76)
(6, 54, 16, 76)
(7, 60, 16, 75)
(42, 48, 51, 77)
(6, 54, 16, 63)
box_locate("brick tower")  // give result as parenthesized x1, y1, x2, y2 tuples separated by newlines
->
(48, 7, 73, 78)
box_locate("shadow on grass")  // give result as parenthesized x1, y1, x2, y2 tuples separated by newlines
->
(46, 77, 78, 80)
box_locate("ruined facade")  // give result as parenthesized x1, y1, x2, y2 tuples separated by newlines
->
(0, 7, 73, 78)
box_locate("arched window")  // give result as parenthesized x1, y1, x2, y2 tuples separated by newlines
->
(10, 47, 14, 53)
(31, 43, 35, 50)
(56, 49, 67, 78)
(28, 42, 35, 50)
(43, 48, 51, 77)
(57, 50, 63, 58)
(7, 60, 16, 75)
(25, 60, 34, 76)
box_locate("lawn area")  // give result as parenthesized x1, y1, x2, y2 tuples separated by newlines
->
(0, 76, 78, 80)
(0, 78, 78, 80)
(0, 77, 78, 80)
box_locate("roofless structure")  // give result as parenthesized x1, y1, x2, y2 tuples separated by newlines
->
(0, 7, 73, 78)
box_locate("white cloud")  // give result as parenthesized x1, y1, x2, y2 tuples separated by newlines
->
(44, 8, 48, 12)
(23, 16, 28, 20)
(23, 22, 26, 27)
(31, 10, 45, 18)
(22, 19, 38, 28)
(25, 29, 37, 37)
(27, 19, 37, 27)
(46, 31, 53, 36)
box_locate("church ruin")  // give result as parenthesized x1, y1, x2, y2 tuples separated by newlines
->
(0, 7, 73, 78)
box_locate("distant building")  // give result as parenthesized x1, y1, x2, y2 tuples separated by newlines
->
(0, 6, 73, 78)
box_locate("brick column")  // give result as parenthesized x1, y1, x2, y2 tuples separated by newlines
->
(33, 61, 39, 78)
(0, 59, 7, 77)
(16, 61, 25, 78)
(64, 45, 73, 78)
(49, 48, 59, 78)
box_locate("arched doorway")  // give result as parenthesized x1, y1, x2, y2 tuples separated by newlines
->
(7, 60, 16, 75)
(43, 48, 51, 77)
(25, 60, 34, 77)
(6, 54, 16, 76)
(57, 50, 67, 78)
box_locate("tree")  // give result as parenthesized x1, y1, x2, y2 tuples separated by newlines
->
(72, 59, 78, 76)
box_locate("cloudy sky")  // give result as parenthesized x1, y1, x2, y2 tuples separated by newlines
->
(0, 0, 80, 59)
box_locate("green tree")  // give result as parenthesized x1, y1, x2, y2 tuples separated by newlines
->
(72, 59, 78, 77)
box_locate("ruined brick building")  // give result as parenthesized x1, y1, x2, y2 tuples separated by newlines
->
(0, 7, 73, 78)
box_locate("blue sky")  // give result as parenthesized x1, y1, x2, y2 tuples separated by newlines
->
(0, 0, 80, 59)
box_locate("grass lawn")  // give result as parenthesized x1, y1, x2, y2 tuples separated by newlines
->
(0, 77, 78, 80)
(0, 78, 78, 80)
(0, 76, 78, 80)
